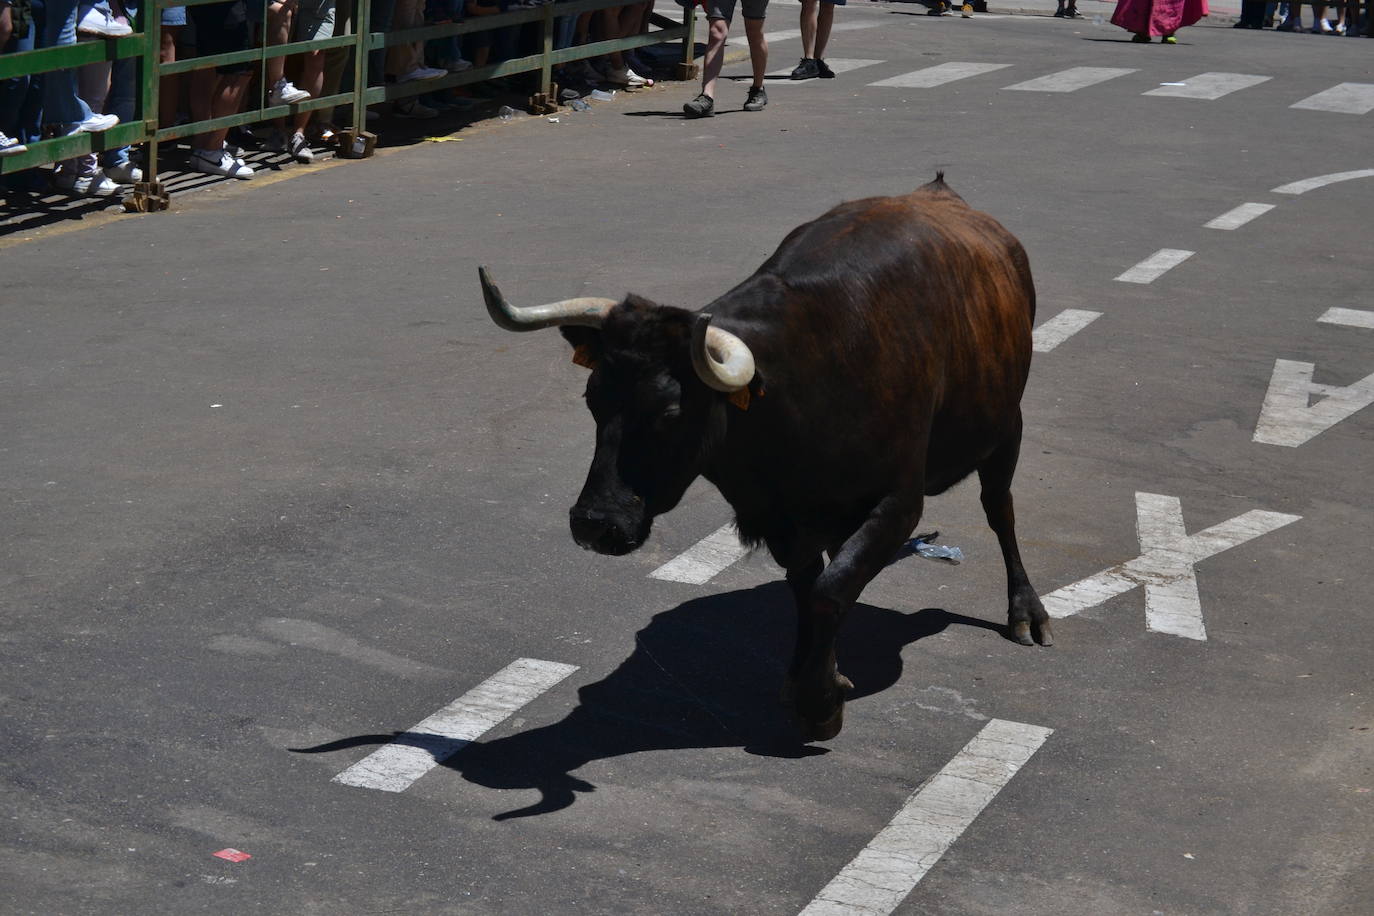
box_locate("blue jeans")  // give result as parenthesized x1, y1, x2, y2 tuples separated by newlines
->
(2, 0, 46, 144)
(41, 0, 96, 126)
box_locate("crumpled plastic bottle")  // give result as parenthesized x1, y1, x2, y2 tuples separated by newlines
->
(907, 531, 964, 564)
(567, 98, 591, 112)
(497, 105, 517, 121)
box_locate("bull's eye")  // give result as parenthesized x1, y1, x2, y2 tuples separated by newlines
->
(653, 403, 681, 432)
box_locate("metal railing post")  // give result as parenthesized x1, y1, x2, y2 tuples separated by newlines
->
(128, 0, 170, 210)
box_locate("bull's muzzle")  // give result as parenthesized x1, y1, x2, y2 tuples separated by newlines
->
(569, 506, 643, 556)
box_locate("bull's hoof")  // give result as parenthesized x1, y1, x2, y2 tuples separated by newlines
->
(1010, 619, 1055, 647)
(804, 701, 845, 742)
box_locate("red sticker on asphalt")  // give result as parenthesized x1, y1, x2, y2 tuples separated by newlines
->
(212, 848, 252, 862)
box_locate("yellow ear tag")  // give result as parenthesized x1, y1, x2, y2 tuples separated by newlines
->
(728, 388, 751, 411)
(571, 345, 596, 369)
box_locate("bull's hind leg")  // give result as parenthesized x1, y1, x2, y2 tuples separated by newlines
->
(977, 415, 1054, 647)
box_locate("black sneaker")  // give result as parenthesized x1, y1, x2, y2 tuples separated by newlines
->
(815, 58, 835, 79)
(743, 85, 768, 112)
(683, 93, 715, 118)
(790, 57, 819, 80)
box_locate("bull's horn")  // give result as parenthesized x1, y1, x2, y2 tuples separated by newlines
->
(691, 313, 756, 393)
(479, 266, 616, 331)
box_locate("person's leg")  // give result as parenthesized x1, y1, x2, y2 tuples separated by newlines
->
(798, 0, 816, 56)
(266, 0, 296, 87)
(191, 70, 252, 153)
(158, 21, 183, 128)
(743, 15, 766, 88)
(700, 15, 728, 99)
(41, 0, 97, 128)
(387, 0, 422, 77)
(814, 0, 834, 58)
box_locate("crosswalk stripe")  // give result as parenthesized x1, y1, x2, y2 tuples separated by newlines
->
(766, 59, 885, 80)
(1290, 82, 1374, 114)
(869, 61, 1011, 89)
(1143, 72, 1271, 100)
(729, 20, 880, 47)
(1003, 66, 1137, 93)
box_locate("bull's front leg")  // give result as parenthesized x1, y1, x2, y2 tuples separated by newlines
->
(792, 497, 923, 741)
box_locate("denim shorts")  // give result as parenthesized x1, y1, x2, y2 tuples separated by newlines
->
(161, 5, 187, 26)
(296, 0, 336, 40)
(705, 0, 768, 22)
(187, 1, 253, 73)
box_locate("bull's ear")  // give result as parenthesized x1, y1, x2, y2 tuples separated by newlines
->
(560, 326, 601, 370)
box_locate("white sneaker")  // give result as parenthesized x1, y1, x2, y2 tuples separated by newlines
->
(626, 67, 652, 87)
(77, 8, 133, 37)
(103, 161, 143, 183)
(440, 57, 473, 72)
(268, 78, 311, 105)
(191, 148, 255, 179)
(0, 131, 26, 156)
(288, 131, 315, 163)
(604, 67, 647, 88)
(397, 66, 447, 82)
(393, 99, 438, 119)
(53, 170, 120, 195)
(66, 113, 119, 135)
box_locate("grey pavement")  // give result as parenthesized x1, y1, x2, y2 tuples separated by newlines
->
(4, 8, 1373, 916)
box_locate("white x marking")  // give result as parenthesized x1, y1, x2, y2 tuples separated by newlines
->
(1040, 493, 1301, 640)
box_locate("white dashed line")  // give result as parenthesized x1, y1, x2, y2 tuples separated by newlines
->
(331, 658, 578, 792)
(1318, 308, 1374, 329)
(1113, 248, 1194, 284)
(1289, 83, 1374, 115)
(1032, 309, 1102, 353)
(1142, 72, 1271, 100)
(798, 719, 1053, 916)
(1204, 202, 1275, 230)
(868, 62, 1011, 89)
(1272, 169, 1374, 194)
(650, 523, 749, 584)
(1003, 67, 1136, 93)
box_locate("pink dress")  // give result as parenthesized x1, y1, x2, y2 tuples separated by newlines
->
(1111, 0, 1208, 35)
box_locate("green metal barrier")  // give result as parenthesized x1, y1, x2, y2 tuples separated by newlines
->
(0, 0, 698, 209)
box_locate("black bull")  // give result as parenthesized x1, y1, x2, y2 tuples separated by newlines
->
(479, 175, 1053, 741)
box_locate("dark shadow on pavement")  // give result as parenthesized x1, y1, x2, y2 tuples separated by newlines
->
(292, 582, 1005, 820)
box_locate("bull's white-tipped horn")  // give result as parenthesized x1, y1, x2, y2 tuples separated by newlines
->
(479, 266, 616, 331)
(691, 313, 756, 393)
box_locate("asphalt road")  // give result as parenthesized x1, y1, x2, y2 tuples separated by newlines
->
(3, 6, 1372, 914)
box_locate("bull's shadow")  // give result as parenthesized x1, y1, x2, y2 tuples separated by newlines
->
(293, 583, 1002, 820)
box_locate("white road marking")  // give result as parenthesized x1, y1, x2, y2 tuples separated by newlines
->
(331, 658, 578, 792)
(1204, 202, 1275, 230)
(1032, 309, 1102, 353)
(1272, 168, 1374, 194)
(1142, 72, 1271, 100)
(1318, 307, 1374, 329)
(650, 523, 749, 584)
(798, 719, 1053, 916)
(1253, 359, 1374, 447)
(1289, 82, 1374, 114)
(868, 62, 1011, 89)
(1114, 248, 1194, 284)
(1040, 492, 1301, 640)
(767, 59, 885, 80)
(731, 20, 879, 47)
(1003, 67, 1137, 93)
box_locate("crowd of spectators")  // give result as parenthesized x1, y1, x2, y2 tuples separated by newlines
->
(1236, 0, 1373, 31)
(0, 0, 660, 194)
